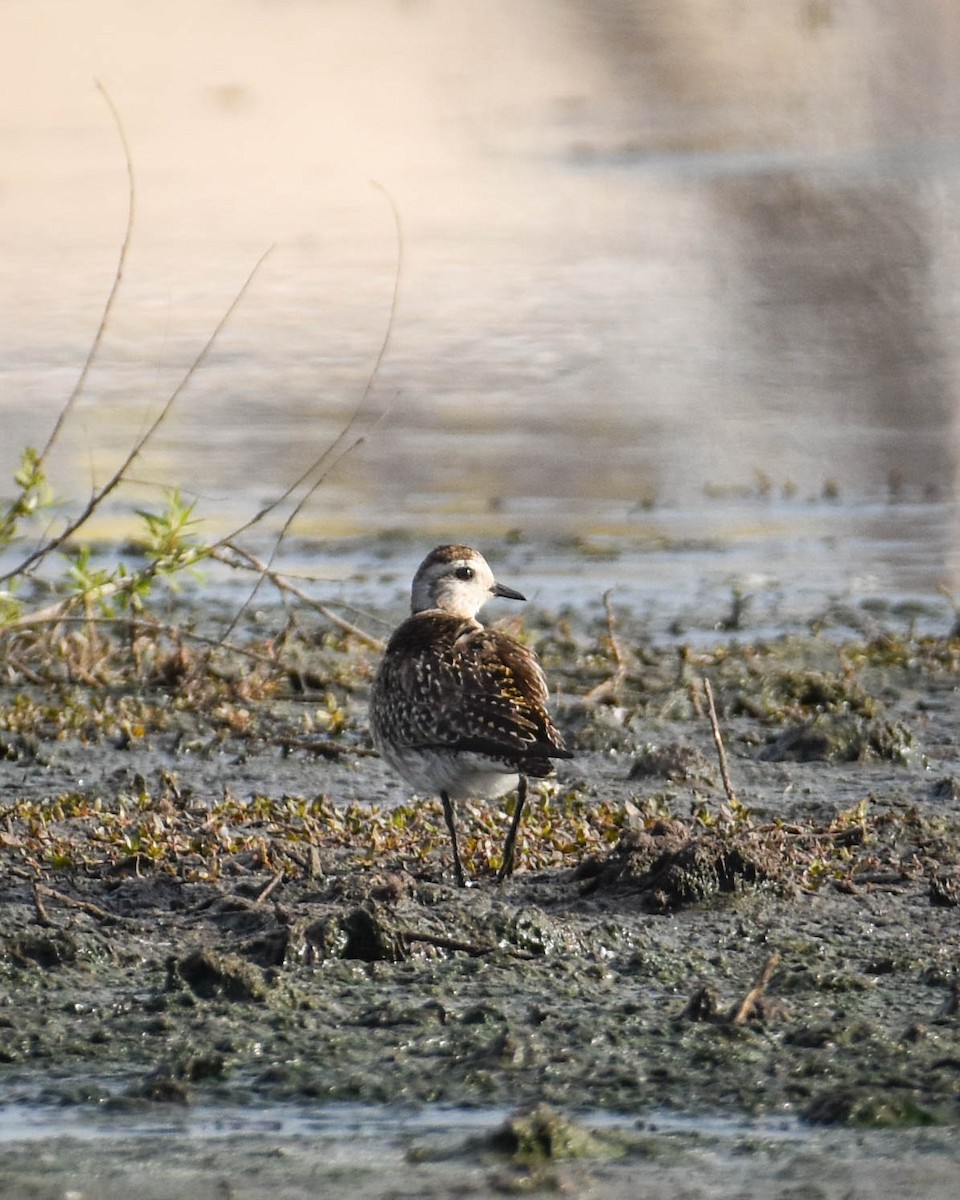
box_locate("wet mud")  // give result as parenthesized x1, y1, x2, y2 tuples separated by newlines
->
(2, 594, 960, 1194)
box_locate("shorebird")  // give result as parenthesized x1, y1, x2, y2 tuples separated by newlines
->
(370, 544, 572, 886)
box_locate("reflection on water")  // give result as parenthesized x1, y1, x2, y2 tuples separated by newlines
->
(2, 0, 960, 611)
(0, 1098, 802, 1145)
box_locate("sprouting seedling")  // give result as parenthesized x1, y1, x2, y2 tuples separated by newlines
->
(135, 489, 205, 578)
(0, 448, 56, 552)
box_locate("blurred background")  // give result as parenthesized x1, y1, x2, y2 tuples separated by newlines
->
(2, 0, 960, 627)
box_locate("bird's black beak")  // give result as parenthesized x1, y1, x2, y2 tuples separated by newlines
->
(492, 581, 526, 602)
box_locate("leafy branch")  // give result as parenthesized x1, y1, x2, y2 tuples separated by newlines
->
(0, 84, 398, 665)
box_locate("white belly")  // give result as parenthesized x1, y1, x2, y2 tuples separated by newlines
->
(378, 744, 519, 801)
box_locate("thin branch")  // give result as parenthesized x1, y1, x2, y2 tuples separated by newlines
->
(730, 951, 781, 1024)
(1, 594, 84, 632)
(0, 569, 160, 631)
(211, 543, 385, 649)
(218, 181, 404, 640)
(31, 883, 54, 928)
(398, 928, 501, 957)
(271, 734, 376, 758)
(254, 870, 284, 905)
(703, 676, 738, 807)
(36, 883, 126, 925)
(583, 589, 628, 705)
(38, 80, 135, 469)
(220, 183, 403, 550)
(0, 247, 274, 587)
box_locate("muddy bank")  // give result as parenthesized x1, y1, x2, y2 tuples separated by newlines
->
(1, 590, 960, 1197)
(1, 833, 958, 1121)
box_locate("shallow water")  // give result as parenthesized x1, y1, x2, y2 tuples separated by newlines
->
(3, 0, 960, 628)
(284, 498, 960, 642)
(0, 1099, 803, 1144)
(2, 1100, 958, 1200)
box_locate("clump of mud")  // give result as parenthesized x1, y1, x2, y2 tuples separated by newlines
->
(573, 818, 785, 911)
(484, 1103, 616, 1161)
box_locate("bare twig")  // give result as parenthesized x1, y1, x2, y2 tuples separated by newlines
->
(38, 80, 135, 469)
(218, 181, 404, 640)
(254, 870, 284, 905)
(703, 677, 738, 807)
(396, 921, 532, 960)
(2, 575, 143, 631)
(272, 735, 378, 758)
(0, 247, 274, 587)
(582, 589, 628, 705)
(31, 883, 53, 928)
(730, 951, 781, 1024)
(0, 611, 288, 678)
(210, 543, 385, 650)
(3, 654, 47, 685)
(36, 884, 124, 925)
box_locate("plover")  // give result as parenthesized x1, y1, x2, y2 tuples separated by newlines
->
(370, 544, 572, 886)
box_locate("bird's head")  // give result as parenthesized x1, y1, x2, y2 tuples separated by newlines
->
(410, 544, 526, 619)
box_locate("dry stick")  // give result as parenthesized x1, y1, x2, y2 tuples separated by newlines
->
(702, 676, 739, 807)
(400, 929, 496, 956)
(5, 865, 36, 881)
(4, 654, 46, 686)
(0, 247, 274, 588)
(273, 735, 378, 758)
(36, 884, 124, 925)
(37, 80, 135, 470)
(3, 575, 144, 631)
(2, 79, 134, 587)
(217, 181, 404, 642)
(582, 589, 628, 705)
(214, 396, 393, 644)
(211, 543, 385, 650)
(398, 928, 535, 959)
(31, 883, 53, 928)
(730, 951, 781, 1025)
(254, 870, 284, 906)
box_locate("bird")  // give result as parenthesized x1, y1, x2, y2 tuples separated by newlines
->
(369, 544, 572, 887)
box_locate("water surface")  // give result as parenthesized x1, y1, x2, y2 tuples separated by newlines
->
(2, 0, 960, 624)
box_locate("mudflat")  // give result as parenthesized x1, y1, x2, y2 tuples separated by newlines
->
(1, 589, 959, 1196)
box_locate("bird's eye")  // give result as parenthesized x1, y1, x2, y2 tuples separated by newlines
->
(455, 566, 474, 581)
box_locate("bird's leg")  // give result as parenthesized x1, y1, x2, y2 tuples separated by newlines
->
(497, 775, 528, 884)
(440, 790, 466, 887)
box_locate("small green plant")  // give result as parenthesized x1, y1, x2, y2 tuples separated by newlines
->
(49, 491, 206, 621)
(0, 84, 398, 702)
(0, 447, 56, 551)
(135, 488, 205, 581)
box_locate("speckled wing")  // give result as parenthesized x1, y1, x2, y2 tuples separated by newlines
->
(372, 614, 571, 774)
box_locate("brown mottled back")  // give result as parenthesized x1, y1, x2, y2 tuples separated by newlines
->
(372, 611, 570, 775)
